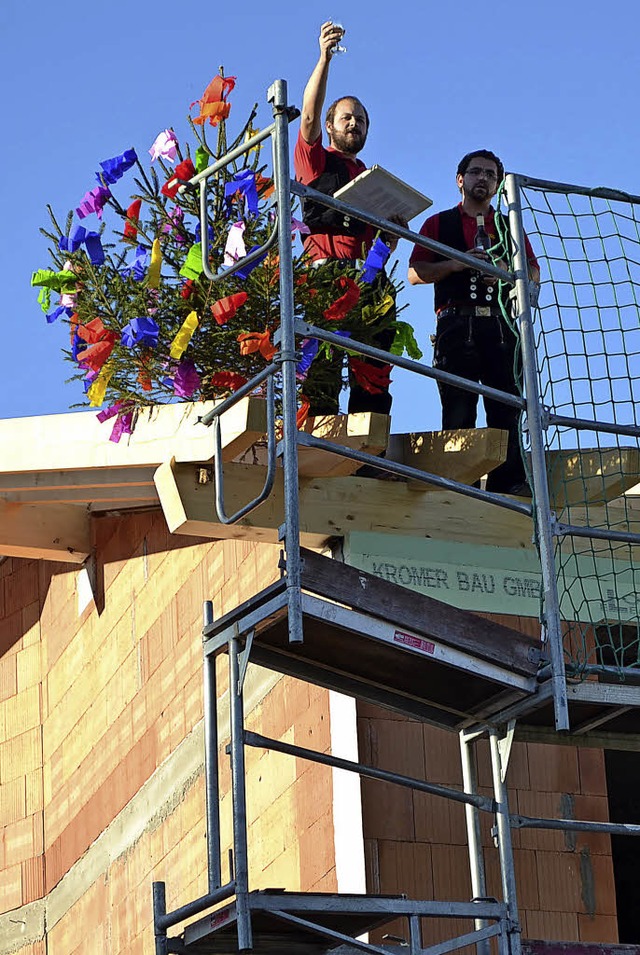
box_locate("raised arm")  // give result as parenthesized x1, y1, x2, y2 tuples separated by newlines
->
(300, 21, 346, 144)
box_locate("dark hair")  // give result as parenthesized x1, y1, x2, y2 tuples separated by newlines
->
(325, 96, 370, 130)
(457, 149, 505, 182)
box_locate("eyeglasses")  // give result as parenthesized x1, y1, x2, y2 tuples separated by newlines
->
(466, 167, 498, 181)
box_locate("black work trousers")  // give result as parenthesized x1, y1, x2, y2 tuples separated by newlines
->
(433, 311, 526, 493)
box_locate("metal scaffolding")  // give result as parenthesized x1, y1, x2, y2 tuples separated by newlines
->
(152, 79, 640, 955)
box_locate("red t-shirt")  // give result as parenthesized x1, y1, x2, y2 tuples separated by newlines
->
(293, 130, 374, 261)
(409, 202, 539, 272)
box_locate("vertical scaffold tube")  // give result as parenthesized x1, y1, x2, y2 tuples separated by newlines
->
(459, 732, 490, 955)
(203, 601, 221, 892)
(229, 635, 252, 951)
(488, 729, 521, 955)
(152, 881, 168, 955)
(268, 78, 304, 643)
(504, 173, 569, 732)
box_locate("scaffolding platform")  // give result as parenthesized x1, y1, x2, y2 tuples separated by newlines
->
(179, 890, 507, 955)
(204, 549, 542, 730)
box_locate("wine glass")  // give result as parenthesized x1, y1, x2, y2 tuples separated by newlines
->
(329, 19, 347, 55)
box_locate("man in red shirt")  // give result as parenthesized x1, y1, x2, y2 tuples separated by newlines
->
(294, 21, 397, 416)
(408, 149, 540, 495)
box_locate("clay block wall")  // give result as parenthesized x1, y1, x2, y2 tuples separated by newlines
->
(0, 514, 335, 955)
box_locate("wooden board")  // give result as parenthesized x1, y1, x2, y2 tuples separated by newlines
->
(0, 501, 90, 563)
(547, 447, 640, 507)
(234, 412, 391, 477)
(387, 427, 508, 488)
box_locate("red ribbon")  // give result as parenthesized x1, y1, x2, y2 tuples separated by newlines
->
(210, 371, 248, 392)
(210, 292, 248, 325)
(161, 159, 196, 199)
(349, 357, 392, 394)
(123, 199, 142, 240)
(323, 276, 361, 321)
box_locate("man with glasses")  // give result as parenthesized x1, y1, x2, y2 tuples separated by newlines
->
(408, 149, 540, 495)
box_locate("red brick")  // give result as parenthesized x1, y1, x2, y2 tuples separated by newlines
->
(21, 854, 45, 904)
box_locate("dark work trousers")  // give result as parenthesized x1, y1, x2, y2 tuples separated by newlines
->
(303, 264, 396, 416)
(433, 311, 526, 492)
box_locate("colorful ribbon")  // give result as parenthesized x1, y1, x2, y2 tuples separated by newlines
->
(210, 370, 247, 392)
(149, 129, 178, 162)
(179, 243, 204, 280)
(323, 276, 361, 321)
(121, 316, 159, 348)
(360, 237, 391, 283)
(191, 75, 236, 126)
(96, 149, 137, 185)
(120, 245, 149, 282)
(237, 330, 275, 361)
(147, 238, 162, 288)
(161, 158, 196, 198)
(224, 169, 259, 218)
(173, 360, 201, 398)
(349, 357, 392, 394)
(169, 310, 199, 359)
(210, 292, 248, 325)
(124, 199, 142, 240)
(76, 184, 111, 220)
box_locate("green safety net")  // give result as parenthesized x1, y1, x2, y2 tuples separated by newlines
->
(505, 182, 640, 677)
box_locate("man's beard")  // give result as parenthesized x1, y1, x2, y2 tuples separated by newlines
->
(330, 128, 366, 155)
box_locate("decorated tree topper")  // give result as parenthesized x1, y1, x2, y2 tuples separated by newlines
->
(33, 71, 420, 441)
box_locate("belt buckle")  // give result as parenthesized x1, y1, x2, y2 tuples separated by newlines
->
(476, 306, 491, 317)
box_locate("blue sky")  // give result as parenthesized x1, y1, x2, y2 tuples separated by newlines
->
(2, 0, 638, 434)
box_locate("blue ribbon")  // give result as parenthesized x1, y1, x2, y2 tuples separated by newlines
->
(59, 225, 105, 266)
(297, 338, 319, 378)
(120, 245, 149, 282)
(235, 245, 267, 280)
(360, 237, 391, 283)
(121, 316, 159, 348)
(224, 169, 259, 219)
(96, 148, 138, 185)
(46, 305, 74, 325)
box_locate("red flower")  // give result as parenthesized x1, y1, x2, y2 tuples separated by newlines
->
(210, 371, 248, 392)
(349, 357, 392, 394)
(161, 159, 196, 199)
(211, 292, 248, 325)
(323, 276, 361, 321)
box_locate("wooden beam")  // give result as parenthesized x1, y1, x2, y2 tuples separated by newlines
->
(387, 427, 508, 487)
(0, 502, 90, 563)
(0, 397, 266, 473)
(547, 447, 640, 506)
(233, 412, 391, 477)
(154, 459, 536, 550)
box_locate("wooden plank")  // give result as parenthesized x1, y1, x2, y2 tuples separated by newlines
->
(0, 398, 266, 473)
(233, 412, 391, 477)
(0, 502, 90, 563)
(387, 427, 508, 487)
(155, 459, 537, 550)
(547, 447, 640, 506)
(298, 548, 541, 676)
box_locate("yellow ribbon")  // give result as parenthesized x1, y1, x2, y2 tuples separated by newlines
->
(87, 362, 113, 407)
(147, 238, 162, 289)
(169, 311, 199, 359)
(362, 292, 395, 325)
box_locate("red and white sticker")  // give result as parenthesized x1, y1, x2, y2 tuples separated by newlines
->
(393, 630, 435, 655)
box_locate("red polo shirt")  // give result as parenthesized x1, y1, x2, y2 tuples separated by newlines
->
(410, 202, 539, 272)
(294, 130, 374, 261)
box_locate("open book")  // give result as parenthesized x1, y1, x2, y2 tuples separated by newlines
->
(333, 164, 432, 222)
